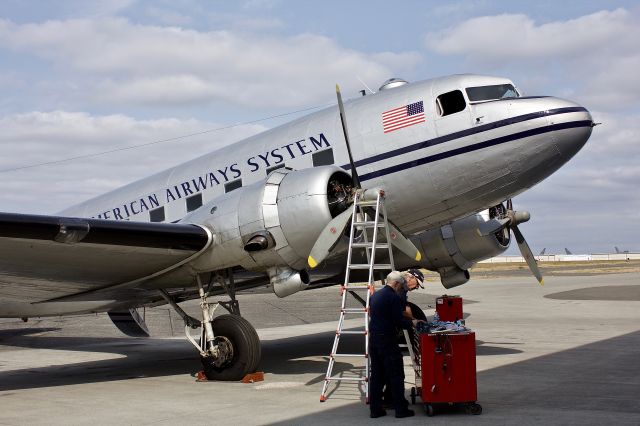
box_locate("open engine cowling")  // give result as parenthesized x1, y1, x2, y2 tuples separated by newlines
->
(188, 166, 352, 296)
(412, 212, 511, 288)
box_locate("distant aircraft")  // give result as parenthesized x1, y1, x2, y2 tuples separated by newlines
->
(0, 74, 594, 380)
(615, 246, 629, 254)
(539, 248, 546, 255)
(564, 248, 573, 255)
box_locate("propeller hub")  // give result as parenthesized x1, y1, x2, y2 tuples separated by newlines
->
(507, 209, 530, 225)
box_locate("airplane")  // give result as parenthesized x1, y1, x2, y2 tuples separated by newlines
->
(565, 248, 573, 255)
(0, 74, 594, 380)
(539, 248, 546, 255)
(614, 246, 629, 254)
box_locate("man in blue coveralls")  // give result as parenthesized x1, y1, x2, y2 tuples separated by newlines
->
(369, 271, 422, 419)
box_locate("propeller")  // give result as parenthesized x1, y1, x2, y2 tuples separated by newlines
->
(492, 199, 544, 285)
(307, 85, 422, 268)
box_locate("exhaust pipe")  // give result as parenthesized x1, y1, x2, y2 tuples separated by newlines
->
(267, 266, 310, 298)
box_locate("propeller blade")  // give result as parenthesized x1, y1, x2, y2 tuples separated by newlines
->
(387, 221, 423, 262)
(512, 224, 544, 285)
(308, 208, 353, 268)
(336, 84, 361, 188)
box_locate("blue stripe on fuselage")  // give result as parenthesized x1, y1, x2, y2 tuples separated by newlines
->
(343, 106, 587, 170)
(340, 106, 589, 180)
(358, 120, 592, 182)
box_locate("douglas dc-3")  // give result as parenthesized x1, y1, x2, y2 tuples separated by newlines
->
(0, 74, 594, 380)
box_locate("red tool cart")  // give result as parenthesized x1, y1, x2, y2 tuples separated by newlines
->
(410, 331, 482, 416)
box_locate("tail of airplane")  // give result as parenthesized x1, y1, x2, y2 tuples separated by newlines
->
(615, 246, 621, 254)
(539, 248, 546, 255)
(564, 248, 573, 255)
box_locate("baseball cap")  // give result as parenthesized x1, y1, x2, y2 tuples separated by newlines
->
(406, 269, 424, 288)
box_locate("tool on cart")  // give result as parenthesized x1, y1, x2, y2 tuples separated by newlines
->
(435, 295, 464, 322)
(319, 189, 415, 403)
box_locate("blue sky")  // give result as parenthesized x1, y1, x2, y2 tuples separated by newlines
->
(0, 0, 638, 254)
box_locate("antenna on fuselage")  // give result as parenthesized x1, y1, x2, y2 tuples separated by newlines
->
(356, 75, 376, 95)
(336, 84, 361, 188)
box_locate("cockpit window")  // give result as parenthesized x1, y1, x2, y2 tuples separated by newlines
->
(466, 84, 519, 102)
(436, 90, 466, 117)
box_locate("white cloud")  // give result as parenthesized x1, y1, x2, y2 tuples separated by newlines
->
(424, 8, 640, 111)
(0, 111, 266, 214)
(425, 9, 635, 59)
(0, 18, 421, 108)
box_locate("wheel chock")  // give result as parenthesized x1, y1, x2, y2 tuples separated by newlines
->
(195, 371, 209, 382)
(241, 371, 264, 383)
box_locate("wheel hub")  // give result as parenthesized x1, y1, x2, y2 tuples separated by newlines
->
(209, 335, 234, 368)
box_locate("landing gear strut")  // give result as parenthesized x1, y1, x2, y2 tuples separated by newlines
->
(160, 270, 261, 381)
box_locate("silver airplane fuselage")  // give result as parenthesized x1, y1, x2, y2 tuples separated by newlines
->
(61, 74, 593, 237)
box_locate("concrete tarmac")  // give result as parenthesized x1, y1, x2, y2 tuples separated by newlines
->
(1, 272, 639, 425)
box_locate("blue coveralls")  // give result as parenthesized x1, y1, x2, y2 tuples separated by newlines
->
(369, 285, 413, 414)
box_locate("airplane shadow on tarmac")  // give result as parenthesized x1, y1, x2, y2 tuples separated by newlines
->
(269, 330, 640, 425)
(0, 325, 520, 392)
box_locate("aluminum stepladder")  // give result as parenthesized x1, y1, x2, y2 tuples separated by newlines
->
(320, 188, 407, 403)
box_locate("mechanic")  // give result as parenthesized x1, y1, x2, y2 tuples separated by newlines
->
(400, 269, 425, 319)
(369, 271, 421, 419)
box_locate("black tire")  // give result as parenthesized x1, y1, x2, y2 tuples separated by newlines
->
(201, 314, 261, 381)
(407, 302, 427, 321)
(425, 404, 434, 417)
(469, 403, 482, 415)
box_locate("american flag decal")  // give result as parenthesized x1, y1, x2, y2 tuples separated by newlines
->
(382, 101, 425, 133)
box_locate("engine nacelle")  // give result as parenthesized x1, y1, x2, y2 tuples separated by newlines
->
(188, 166, 352, 295)
(413, 212, 510, 288)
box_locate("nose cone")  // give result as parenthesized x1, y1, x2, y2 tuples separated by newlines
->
(509, 96, 593, 165)
(503, 96, 594, 195)
(544, 97, 593, 162)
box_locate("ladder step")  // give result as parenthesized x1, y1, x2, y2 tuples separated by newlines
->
(325, 377, 367, 382)
(353, 221, 385, 227)
(351, 242, 389, 249)
(342, 283, 372, 288)
(331, 353, 367, 358)
(355, 199, 379, 206)
(348, 264, 392, 270)
(338, 330, 367, 335)
(342, 308, 367, 313)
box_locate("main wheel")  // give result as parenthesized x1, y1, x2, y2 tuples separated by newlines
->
(201, 314, 261, 381)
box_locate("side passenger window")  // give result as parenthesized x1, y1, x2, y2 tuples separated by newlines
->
(436, 90, 466, 117)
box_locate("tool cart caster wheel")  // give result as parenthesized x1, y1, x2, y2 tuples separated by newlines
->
(410, 387, 416, 405)
(424, 404, 434, 417)
(466, 403, 482, 415)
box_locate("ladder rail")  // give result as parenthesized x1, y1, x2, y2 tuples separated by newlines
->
(322, 188, 404, 404)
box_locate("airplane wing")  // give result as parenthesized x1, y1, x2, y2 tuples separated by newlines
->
(0, 212, 211, 304)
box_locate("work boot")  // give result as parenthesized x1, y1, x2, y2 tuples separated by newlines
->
(370, 409, 387, 418)
(395, 409, 415, 418)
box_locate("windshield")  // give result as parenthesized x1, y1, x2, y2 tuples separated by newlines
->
(466, 84, 519, 102)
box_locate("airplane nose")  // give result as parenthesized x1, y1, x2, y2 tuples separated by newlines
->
(545, 98, 594, 162)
